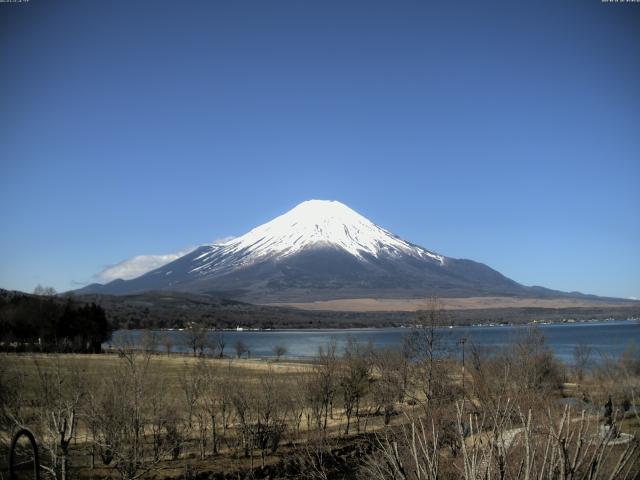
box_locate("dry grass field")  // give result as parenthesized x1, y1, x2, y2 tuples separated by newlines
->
(0, 351, 417, 480)
(0, 353, 311, 398)
(269, 295, 639, 312)
(1, 331, 639, 480)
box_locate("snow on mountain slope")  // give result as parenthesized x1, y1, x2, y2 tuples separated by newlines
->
(190, 200, 444, 275)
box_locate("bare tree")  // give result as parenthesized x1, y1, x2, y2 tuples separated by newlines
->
(179, 361, 204, 431)
(510, 326, 563, 411)
(365, 402, 640, 480)
(31, 358, 85, 480)
(290, 372, 310, 437)
(224, 367, 291, 467)
(314, 340, 339, 433)
(140, 330, 159, 353)
(162, 333, 173, 356)
(253, 367, 290, 467)
(88, 347, 159, 480)
(147, 376, 183, 462)
(618, 344, 640, 425)
(272, 343, 288, 361)
(183, 323, 208, 357)
(33, 284, 57, 296)
(339, 338, 371, 434)
(234, 339, 248, 359)
(372, 348, 405, 426)
(186, 358, 217, 459)
(361, 416, 440, 480)
(228, 374, 254, 461)
(0, 360, 28, 437)
(589, 344, 640, 429)
(573, 342, 593, 382)
(212, 330, 226, 358)
(200, 362, 225, 456)
(293, 431, 339, 480)
(405, 297, 450, 410)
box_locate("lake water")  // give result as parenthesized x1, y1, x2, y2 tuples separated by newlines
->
(107, 319, 640, 364)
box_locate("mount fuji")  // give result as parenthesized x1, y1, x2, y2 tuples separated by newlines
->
(78, 200, 581, 303)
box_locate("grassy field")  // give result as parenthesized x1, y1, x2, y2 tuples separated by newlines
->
(1, 353, 313, 404)
(2, 348, 638, 480)
(269, 295, 640, 312)
(0, 352, 413, 479)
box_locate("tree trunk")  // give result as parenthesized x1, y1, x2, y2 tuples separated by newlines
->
(211, 415, 218, 455)
(61, 452, 68, 480)
(344, 411, 351, 436)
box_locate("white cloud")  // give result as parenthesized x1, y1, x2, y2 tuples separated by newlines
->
(211, 236, 235, 245)
(93, 235, 236, 284)
(95, 247, 196, 283)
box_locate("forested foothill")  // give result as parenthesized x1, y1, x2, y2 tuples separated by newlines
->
(0, 288, 112, 353)
(3, 288, 636, 333)
(73, 290, 640, 330)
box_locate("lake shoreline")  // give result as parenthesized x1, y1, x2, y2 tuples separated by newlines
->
(108, 319, 640, 364)
(156, 315, 639, 332)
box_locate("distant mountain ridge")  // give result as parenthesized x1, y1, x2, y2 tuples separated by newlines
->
(77, 200, 601, 303)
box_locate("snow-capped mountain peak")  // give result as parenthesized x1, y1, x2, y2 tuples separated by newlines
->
(78, 199, 542, 302)
(191, 200, 444, 274)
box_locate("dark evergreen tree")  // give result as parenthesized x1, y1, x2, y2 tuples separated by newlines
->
(0, 292, 112, 352)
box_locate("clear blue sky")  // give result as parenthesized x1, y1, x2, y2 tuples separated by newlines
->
(1, 0, 638, 298)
